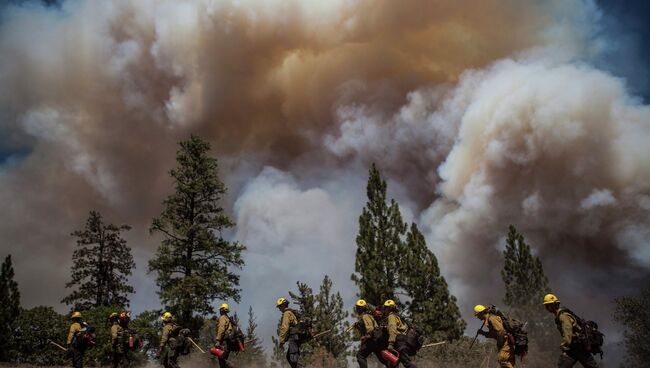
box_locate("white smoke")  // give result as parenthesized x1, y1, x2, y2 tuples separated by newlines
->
(0, 1, 648, 364)
(232, 167, 364, 342)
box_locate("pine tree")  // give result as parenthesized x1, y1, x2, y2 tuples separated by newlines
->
(351, 164, 407, 306)
(10, 306, 67, 365)
(401, 223, 465, 340)
(278, 279, 351, 367)
(0, 255, 20, 361)
(270, 334, 285, 367)
(62, 211, 135, 309)
(272, 281, 316, 367)
(148, 135, 245, 327)
(501, 225, 554, 350)
(312, 275, 351, 362)
(614, 281, 650, 368)
(232, 306, 265, 366)
(287, 280, 317, 357)
(288, 281, 316, 320)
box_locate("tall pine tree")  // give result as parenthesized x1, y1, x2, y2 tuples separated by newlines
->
(62, 211, 135, 308)
(401, 223, 465, 340)
(312, 275, 351, 362)
(277, 278, 351, 367)
(148, 135, 245, 327)
(351, 164, 407, 306)
(270, 281, 316, 365)
(288, 281, 316, 319)
(614, 281, 650, 368)
(0, 255, 20, 361)
(501, 225, 554, 350)
(232, 306, 266, 366)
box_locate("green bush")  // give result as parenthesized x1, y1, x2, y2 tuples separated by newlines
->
(131, 309, 163, 357)
(11, 306, 151, 367)
(9, 306, 68, 365)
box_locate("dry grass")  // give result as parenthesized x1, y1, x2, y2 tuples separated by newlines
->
(0, 340, 609, 368)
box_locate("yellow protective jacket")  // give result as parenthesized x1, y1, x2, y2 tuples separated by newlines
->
(160, 322, 175, 348)
(357, 313, 377, 337)
(555, 309, 578, 351)
(216, 315, 233, 343)
(484, 314, 508, 349)
(67, 322, 81, 345)
(387, 312, 408, 344)
(278, 309, 298, 343)
(111, 323, 123, 346)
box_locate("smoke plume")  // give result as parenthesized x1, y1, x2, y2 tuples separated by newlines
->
(0, 0, 648, 363)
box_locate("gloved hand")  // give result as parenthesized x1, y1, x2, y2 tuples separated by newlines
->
(387, 343, 395, 351)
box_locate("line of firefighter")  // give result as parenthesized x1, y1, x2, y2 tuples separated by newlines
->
(63, 310, 136, 368)
(64, 291, 601, 368)
(473, 293, 600, 368)
(273, 293, 601, 368)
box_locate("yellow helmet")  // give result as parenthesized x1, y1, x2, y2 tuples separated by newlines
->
(474, 305, 487, 315)
(543, 294, 560, 305)
(161, 312, 173, 321)
(276, 297, 288, 307)
(109, 312, 119, 319)
(71, 311, 82, 319)
(356, 299, 367, 307)
(219, 303, 229, 312)
(383, 299, 396, 308)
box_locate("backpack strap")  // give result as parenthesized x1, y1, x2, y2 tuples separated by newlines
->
(227, 316, 237, 329)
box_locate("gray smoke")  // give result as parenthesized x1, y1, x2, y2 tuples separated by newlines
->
(0, 0, 647, 364)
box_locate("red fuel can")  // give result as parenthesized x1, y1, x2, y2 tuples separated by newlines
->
(381, 349, 400, 366)
(210, 347, 225, 358)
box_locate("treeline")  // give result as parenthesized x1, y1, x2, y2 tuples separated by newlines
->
(0, 135, 648, 366)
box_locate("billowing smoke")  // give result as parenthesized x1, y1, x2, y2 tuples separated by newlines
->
(0, 0, 648, 363)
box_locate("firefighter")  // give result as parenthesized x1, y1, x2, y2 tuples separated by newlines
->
(214, 304, 234, 368)
(543, 294, 599, 368)
(474, 305, 516, 368)
(109, 313, 125, 368)
(66, 311, 84, 368)
(384, 300, 417, 368)
(277, 297, 301, 368)
(355, 299, 387, 368)
(159, 312, 179, 368)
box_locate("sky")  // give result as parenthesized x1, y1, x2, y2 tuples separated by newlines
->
(0, 0, 649, 365)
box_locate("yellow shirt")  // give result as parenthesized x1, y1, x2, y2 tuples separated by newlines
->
(484, 314, 508, 348)
(111, 323, 123, 346)
(387, 313, 408, 344)
(357, 313, 377, 337)
(556, 310, 578, 351)
(216, 315, 233, 342)
(160, 323, 175, 348)
(278, 310, 298, 343)
(67, 322, 81, 345)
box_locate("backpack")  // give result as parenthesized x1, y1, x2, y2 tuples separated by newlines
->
(559, 309, 604, 358)
(169, 325, 192, 355)
(225, 317, 246, 352)
(357, 311, 387, 344)
(487, 306, 528, 356)
(287, 309, 312, 343)
(372, 307, 385, 324)
(123, 329, 143, 351)
(404, 324, 425, 356)
(73, 323, 96, 351)
(385, 312, 423, 356)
